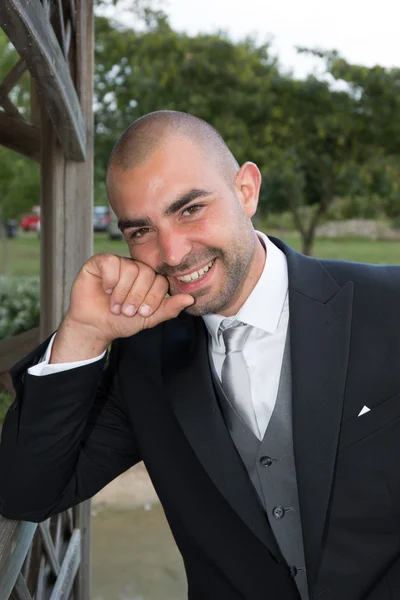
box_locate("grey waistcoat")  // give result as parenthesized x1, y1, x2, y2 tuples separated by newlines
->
(210, 332, 309, 600)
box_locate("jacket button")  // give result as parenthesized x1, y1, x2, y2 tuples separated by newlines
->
(272, 506, 285, 520)
(259, 456, 273, 467)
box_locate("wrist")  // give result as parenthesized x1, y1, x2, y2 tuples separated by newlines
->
(50, 317, 109, 364)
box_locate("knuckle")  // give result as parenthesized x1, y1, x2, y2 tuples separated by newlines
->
(121, 261, 139, 281)
(138, 261, 156, 278)
(155, 273, 169, 288)
(143, 289, 164, 308)
(113, 283, 132, 299)
(125, 290, 144, 306)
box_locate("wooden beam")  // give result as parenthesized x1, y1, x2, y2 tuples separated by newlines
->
(0, 58, 27, 97)
(0, 327, 40, 373)
(0, 112, 41, 162)
(0, 0, 86, 161)
(0, 96, 22, 119)
(10, 573, 33, 600)
(0, 518, 37, 600)
(49, 530, 81, 600)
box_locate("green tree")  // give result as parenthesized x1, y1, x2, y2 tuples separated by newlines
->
(93, 12, 400, 255)
(93, 10, 281, 192)
(0, 30, 40, 273)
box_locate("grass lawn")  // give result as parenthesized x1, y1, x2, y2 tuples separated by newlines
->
(1, 230, 399, 277)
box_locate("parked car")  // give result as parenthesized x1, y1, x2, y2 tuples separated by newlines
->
(108, 208, 123, 240)
(20, 213, 40, 232)
(93, 205, 111, 232)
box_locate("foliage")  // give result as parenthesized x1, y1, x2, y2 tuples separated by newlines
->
(0, 392, 13, 424)
(2, 6, 400, 257)
(0, 276, 40, 340)
(92, 10, 400, 254)
(93, 11, 280, 183)
(0, 31, 40, 222)
(0, 148, 40, 221)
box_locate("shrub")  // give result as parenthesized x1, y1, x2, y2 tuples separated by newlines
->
(0, 276, 40, 340)
(0, 391, 13, 423)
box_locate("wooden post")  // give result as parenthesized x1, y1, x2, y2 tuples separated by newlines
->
(39, 1, 94, 598)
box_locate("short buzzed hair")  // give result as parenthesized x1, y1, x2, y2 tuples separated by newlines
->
(107, 110, 240, 185)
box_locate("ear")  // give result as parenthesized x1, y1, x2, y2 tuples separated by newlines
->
(234, 162, 262, 218)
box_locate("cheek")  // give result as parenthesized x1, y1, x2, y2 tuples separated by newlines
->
(128, 244, 159, 269)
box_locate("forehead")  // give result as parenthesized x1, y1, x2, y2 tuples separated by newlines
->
(108, 136, 223, 214)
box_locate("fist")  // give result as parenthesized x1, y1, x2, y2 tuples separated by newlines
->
(66, 253, 194, 344)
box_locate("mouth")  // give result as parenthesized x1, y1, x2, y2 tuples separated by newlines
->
(171, 259, 216, 292)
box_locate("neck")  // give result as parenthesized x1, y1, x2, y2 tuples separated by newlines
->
(220, 234, 266, 317)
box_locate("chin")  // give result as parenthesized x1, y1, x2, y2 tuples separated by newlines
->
(182, 291, 229, 317)
(178, 298, 207, 317)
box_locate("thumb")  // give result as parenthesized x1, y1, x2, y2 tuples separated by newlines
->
(149, 293, 195, 326)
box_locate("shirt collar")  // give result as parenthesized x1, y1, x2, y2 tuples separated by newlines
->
(202, 232, 288, 346)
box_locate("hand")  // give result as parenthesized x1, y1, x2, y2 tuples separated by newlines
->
(52, 254, 194, 360)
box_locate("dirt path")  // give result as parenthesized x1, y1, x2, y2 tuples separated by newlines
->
(92, 462, 160, 511)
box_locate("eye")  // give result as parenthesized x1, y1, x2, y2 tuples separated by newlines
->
(182, 204, 203, 217)
(129, 228, 150, 240)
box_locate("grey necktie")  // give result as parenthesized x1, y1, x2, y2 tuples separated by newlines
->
(220, 320, 260, 437)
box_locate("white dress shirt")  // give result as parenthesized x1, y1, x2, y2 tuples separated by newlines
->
(28, 233, 290, 440)
(203, 233, 289, 438)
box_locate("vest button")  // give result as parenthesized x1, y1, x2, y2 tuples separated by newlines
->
(272, 506, 285, 520)
(289, 565, 298, 577)
(259, 456, 273, 467)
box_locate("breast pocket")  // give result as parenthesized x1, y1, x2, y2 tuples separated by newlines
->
(339, 391, 400, 452)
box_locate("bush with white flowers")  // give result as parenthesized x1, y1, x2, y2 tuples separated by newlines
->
(0, 276, 40, 340)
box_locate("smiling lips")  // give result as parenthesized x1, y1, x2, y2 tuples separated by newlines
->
(175, 259, 215, 283)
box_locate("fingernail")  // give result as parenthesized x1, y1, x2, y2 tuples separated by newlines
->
(123, 304, 137, 317)
(111, 304, 121, 315)
(139, 304, 152, 317)
(105, 289, 113, 295)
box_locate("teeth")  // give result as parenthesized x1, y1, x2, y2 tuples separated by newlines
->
(178, 260, 214, 283)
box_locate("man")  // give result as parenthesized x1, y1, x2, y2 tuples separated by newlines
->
(1, 111, 400, 600)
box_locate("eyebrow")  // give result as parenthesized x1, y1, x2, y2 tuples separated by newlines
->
(118, 188, 212, 232)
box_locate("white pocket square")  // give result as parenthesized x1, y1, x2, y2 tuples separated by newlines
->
(358, 405, 370, 417)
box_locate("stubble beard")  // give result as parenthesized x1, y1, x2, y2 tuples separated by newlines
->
(180, 236, 256, 317)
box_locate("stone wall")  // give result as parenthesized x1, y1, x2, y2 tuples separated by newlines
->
(316, 219, 400, 240)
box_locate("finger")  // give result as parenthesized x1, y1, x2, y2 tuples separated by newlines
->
(121, 268, 162, 317)
(109, 260, 141, 314)
(146, 293, 195, 327)
(84, 254, 121, 293)
(133, 274, 169, 317)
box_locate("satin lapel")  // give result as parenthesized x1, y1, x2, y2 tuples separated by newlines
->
(275, 240, 354, 587)
(162, 316, 279, 556)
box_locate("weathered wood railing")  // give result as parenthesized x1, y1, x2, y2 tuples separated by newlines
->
(0, 512, 81, 600)
(0, 328, 91, 599)
(0, 328, 40, 395)
(1, 0, 94, 595)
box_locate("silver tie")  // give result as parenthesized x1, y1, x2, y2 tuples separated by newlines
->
(220, 321, 260, 437)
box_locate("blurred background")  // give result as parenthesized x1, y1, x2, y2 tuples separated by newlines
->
(0, 0, 399, 598)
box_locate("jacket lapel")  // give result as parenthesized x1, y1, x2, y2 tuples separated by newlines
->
(162, 315, 281, 557)
(272, 239, 354, 586)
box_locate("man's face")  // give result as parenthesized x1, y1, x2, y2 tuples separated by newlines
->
(107, 136, 259, 316)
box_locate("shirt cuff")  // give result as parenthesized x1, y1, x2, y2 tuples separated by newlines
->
(27, 332, 107, 376)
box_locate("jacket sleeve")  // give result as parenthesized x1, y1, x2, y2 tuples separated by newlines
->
(0, 335, 141, 522)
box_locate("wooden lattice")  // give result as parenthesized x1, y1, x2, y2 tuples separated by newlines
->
(10, 511, 81, 600)
(0, 1, 93, 599)
(0, 53, 40, 162)
(42, 0, 76, 59)
(0, 0, 86, 161)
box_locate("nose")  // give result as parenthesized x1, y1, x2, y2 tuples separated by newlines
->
(158, 229, 192, 267)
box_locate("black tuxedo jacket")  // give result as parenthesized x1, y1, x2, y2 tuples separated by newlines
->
(1, 238, 400, 600)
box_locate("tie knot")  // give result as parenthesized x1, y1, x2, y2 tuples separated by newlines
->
(220, 320, 252, 353)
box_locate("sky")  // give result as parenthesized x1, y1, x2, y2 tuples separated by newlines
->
(102, 0, 400, 78)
